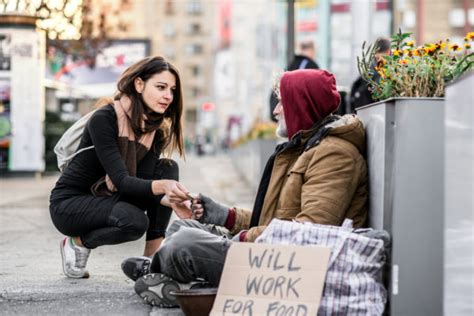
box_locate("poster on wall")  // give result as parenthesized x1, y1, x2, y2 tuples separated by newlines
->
(0, 79, 11, 170)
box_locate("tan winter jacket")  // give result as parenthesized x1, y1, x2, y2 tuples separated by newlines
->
(231, 115, 368, 242)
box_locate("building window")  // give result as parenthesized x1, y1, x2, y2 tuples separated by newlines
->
(164, 47, 175, 60)
(192, 87, 201, 97)
(185, 43, 203, 55)
(187, 23, 201, 35)
(190, 65, 201, 76)
(186, 0, 202, 15)
(164, 23, 176, 38)
(185, 87, 201, 99)
(165, 0, 174, 15)
(185, 108, 197, 124)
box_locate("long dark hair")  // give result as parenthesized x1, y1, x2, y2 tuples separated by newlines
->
(115, 56, 184, 157)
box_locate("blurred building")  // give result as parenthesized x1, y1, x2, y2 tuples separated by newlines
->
(393, 0, 473, 44)
(329, 0, 392, 88)
(213, 0, 285, 147)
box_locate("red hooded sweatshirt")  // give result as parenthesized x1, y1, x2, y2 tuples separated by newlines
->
(280, 69, 341, 139)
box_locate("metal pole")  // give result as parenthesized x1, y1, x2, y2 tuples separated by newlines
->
(287, 0, 295, 66)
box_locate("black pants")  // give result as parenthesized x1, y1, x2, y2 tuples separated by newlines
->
(50, 159, 178, 249)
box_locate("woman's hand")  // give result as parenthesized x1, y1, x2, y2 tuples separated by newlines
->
(152, 180, 189, 203)
(171, 200, 193, 219)
(161, 195, 193, 219)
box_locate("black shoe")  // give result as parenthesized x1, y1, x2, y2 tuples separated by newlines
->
(134, 273, 182, 308)
(121, 256, 151, 281)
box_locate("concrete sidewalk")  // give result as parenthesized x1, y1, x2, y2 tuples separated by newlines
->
(0, 153, 255, 315)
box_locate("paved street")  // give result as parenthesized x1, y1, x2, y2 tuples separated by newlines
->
(0, 153, 255, 315)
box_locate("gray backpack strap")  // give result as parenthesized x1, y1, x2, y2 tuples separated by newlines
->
(54, 109, 98, 172)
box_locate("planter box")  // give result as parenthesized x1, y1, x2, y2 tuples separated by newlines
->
(357, 97, 444, 316)
(444, 71, 474, 315)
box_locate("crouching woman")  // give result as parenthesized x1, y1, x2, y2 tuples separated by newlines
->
(49, 56, 191, 278)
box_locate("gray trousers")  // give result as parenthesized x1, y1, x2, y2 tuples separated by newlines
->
(150, 219, 233, 286)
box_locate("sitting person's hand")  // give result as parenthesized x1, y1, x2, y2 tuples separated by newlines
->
(191, 194, 229, 226)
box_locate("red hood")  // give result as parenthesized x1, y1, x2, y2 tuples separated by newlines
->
(280, 69, 341, 139)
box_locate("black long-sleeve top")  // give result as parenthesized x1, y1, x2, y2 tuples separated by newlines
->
(51, 105, 161, 200)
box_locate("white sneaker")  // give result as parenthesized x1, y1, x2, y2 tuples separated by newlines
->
(60, 237, 91, 278)
(134, 273, 210, 307)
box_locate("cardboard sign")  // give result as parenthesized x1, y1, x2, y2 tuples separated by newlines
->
(210, 243, 331, 316)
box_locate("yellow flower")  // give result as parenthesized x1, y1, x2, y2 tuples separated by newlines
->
(448, 44, 462, 51)
(393, 49, 402, 56)
(406, 41, 415, 47)
(435, 42, 446, 50)
(466, 32, 474, 40)
(465, 43, 472, 50)
(413, 49, 421, 56)
(425, 44, 437, 52)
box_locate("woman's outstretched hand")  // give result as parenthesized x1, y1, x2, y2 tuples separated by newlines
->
(153, 180, 190, 203)
(171, 200, 193, 219)
(160, 195, 193, 219)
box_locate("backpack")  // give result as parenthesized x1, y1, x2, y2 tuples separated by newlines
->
(54, 109, 97, 172)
